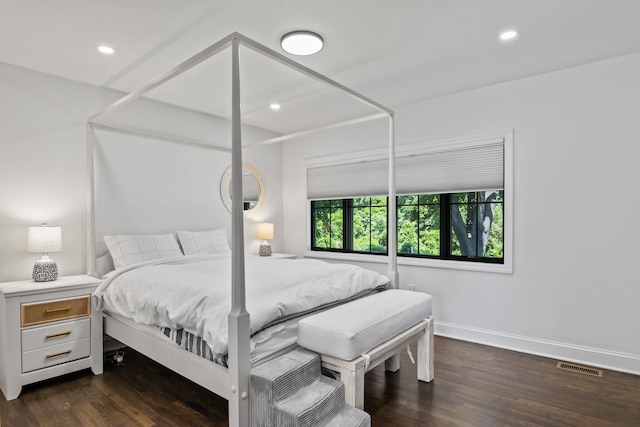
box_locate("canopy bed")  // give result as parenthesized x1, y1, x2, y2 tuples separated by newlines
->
(87, 32, 401, 426)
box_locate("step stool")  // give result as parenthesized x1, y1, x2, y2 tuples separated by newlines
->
(250, 348, 370, 427)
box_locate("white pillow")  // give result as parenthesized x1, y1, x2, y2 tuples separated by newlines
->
(177, 228, 231, 255)
(104, 234, 183, 270)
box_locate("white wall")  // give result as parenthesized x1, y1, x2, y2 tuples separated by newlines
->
(282, 52, 640, 374)
(92, 100, 283, 258)
(0, 62, 283, 282)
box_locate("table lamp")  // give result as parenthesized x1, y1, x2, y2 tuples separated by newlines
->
(256, 222, 274, 256)
(27, 223, 62, 281)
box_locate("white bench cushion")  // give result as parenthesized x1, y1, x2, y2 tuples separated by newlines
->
(297, 289, 432, 361)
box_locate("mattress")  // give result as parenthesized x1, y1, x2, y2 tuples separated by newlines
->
(94, 254, 390, 362)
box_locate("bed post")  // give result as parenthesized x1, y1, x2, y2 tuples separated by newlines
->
(386, 113, 398, 290)
(385, 113, 402, 372)
(227, 36, 251, 427)
(86, 122, 97, 277)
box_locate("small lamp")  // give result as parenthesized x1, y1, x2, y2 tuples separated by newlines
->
(256, 222, 274, 257)
(27, 223, 62, 282)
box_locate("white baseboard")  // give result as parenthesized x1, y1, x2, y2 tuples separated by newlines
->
(435, 321, 640, 376)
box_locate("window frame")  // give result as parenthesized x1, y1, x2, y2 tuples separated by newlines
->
(311, 191, 505, 264)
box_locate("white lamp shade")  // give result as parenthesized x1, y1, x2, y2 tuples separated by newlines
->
(256, 222, 274, 240)
(27, 225, 62, 253)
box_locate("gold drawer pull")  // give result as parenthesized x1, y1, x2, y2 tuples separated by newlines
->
(45, 350, 72, 359)
(45, 330, 72, 339)
(44, 306, 72, 314)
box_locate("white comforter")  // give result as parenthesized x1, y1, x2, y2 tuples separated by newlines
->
(93, 254, 389, 357)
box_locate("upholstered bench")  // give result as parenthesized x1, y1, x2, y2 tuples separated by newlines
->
(297, 289, 434, 409)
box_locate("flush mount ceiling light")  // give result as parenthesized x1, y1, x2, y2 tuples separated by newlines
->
(270, 103, 281, 110)
(280, 31, 324, 56)
(97, 45, 115, 55)
(499, 30, 518, 41)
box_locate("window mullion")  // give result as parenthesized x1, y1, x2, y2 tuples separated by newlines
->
(311, 202, 316, 249)
(475, 194, 482, 257)
(369, 199, 372, 254)
(311, 202, 327, 251)
(395, 197, 398, 256)
(330, 205, 334, 249)
(441, 194, 451, 259)
(344, 199, 353, 252)
(417, 197, 421, 255)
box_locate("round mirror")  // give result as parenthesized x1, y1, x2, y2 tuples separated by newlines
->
(220, 163, 265, 218)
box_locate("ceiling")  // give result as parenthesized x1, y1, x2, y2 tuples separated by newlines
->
(2, 0, 640, 135)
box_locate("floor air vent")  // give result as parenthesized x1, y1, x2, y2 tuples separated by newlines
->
(556, 362, 603, 377)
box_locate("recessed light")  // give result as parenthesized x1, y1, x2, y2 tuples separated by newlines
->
(97, 45, 115, 55)
(270, 103, 281, 110)
(280, 31, 323, 56)
(499, 30, 518, 41)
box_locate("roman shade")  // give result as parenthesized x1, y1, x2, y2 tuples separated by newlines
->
(307, 137, 504, 199)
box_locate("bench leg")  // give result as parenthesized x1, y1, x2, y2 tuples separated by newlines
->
(334, 365, 365, 409)
(417, 317, 434, 382)
(384, 354, 401, 372)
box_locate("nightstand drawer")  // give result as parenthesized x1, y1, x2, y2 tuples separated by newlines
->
(22, 318, 91, 352)
(22, 338, 90, 373)
(21, 296, 90, 327)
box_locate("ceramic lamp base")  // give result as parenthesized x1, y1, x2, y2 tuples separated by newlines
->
(33, 260, 58, 282)
(259, 242, 272, 257)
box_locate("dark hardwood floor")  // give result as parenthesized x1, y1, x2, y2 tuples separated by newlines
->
(1, 336, 639, 426)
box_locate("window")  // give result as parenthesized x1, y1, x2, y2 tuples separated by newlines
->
(352, 197, 388, 254)
(311, 197, 387, 253)
(311, 200, 344, 250)
(306, 131, 512, 271)
(449, 191, 503, 261)
(311, 190, 504, 264)
(397, 194, 440, 257)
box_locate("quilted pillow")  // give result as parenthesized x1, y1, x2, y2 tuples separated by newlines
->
(104, 234, 183, 270)
(177, 228, 231, 255)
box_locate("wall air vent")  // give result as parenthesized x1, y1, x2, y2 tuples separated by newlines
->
(556, 361, 603, 377)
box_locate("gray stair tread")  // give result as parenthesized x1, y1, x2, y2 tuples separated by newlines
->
(318, 405, 371, 427)
(251, 348, 370, 427)
(252, 348, 319, 380)
(276, 376, 343, 415)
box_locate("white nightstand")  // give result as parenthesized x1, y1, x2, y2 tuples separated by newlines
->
(257, 253, 297, 260)
(0, 275, 102, 400)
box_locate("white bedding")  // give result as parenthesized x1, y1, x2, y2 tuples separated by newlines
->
(93, 254, 390, 359)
